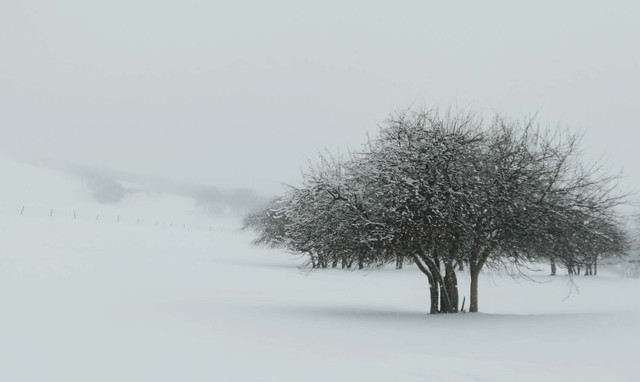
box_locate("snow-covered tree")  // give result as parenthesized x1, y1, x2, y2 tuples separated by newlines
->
(244, 108, 626, 314)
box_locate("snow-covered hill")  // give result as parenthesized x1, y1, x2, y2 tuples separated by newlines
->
(0, 156, 638, 381)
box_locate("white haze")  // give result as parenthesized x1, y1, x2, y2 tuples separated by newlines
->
(1, 0, 639, 199)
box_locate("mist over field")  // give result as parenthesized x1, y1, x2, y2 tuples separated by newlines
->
(1, 1, 639, 381)
(63, 164, 270, 213)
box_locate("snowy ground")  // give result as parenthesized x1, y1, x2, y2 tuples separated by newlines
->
(1, 157, 638, 381)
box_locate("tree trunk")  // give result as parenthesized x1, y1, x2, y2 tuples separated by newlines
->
(412, 254, 439, 314)
(428, 245, 454, 313)
(429, 282, 439, 315)
(422, 255, 452, 313)
(594, 256, 598, 276)
(396, 255, 403, 269)
(470, 267, 480, 313)
(444, 261, 459, 312)
(550, 259, 557, 276)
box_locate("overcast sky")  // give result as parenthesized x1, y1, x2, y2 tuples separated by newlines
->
(1, 1, 639, 198)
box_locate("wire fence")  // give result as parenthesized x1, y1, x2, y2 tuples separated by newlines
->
(0, 203, 240, 234)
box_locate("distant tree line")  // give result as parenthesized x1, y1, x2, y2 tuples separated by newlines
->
(244, 109, 627, 313)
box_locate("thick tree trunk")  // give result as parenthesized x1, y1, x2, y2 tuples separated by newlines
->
(550, 259, 557, 276)
(423, 256, 452, 313)
(427, 246, 455, 313)
(594, 256, 598, 276)
(429, 282, 439, 314)
(412, 254, 439, 314)
(444, 261, 459, 312)
(470, 267, 480, 313)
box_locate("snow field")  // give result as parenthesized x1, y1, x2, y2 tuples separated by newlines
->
(0, 156, 638, 381)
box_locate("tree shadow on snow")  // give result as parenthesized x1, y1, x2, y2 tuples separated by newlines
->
(270, 305, 433, 321)
(264, 305, 635, 325)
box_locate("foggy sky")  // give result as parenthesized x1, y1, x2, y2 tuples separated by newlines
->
(1, 1, 639, 199)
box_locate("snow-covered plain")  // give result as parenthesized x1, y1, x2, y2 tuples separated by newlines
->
(1, 157, 638, 381)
